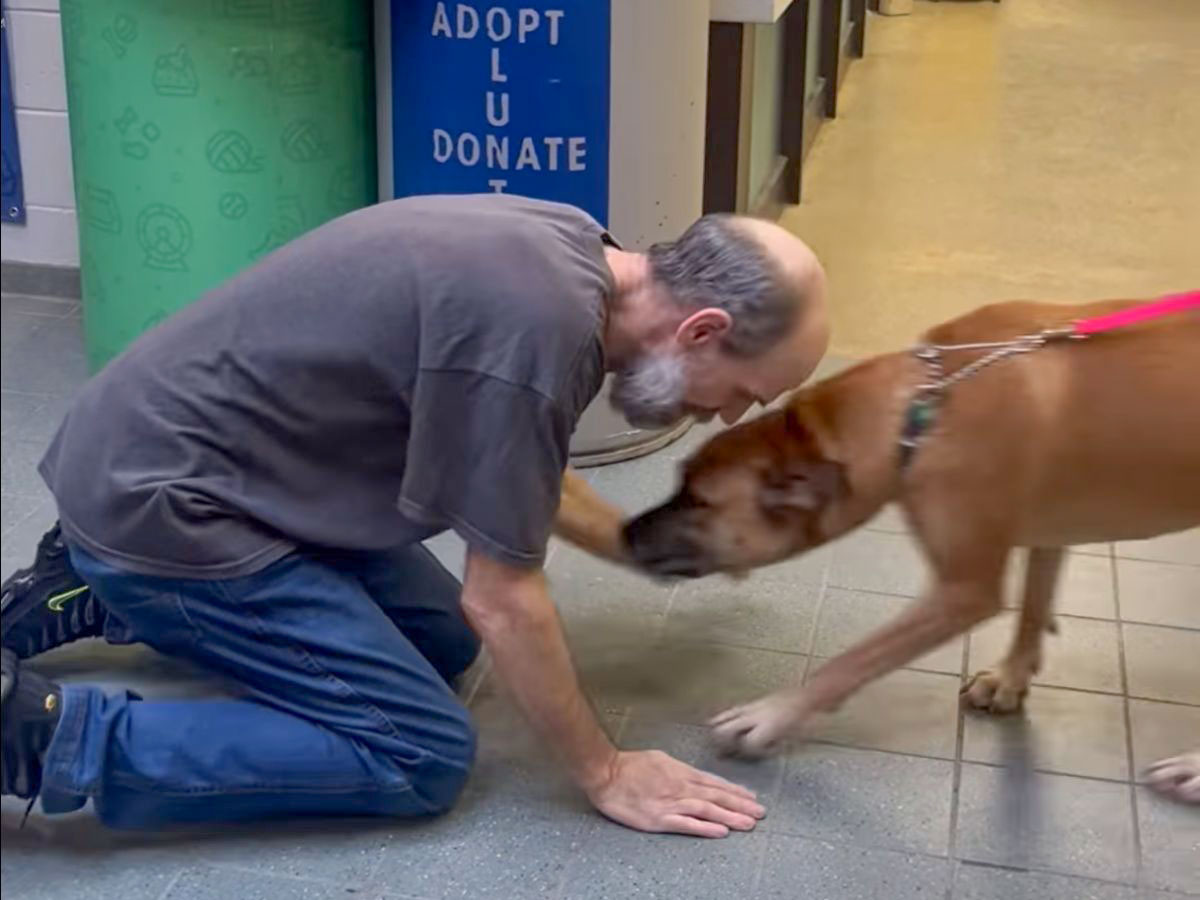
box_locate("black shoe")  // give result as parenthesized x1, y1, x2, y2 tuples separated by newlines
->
(2, 523, 106, 659)
(1, 648, 63, 799)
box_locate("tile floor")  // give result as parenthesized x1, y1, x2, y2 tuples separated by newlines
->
(3, 0, 1198, 895)
(2, 292, 1197, 899)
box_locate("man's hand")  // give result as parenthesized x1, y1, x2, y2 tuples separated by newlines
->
(586, 749, 765, 838)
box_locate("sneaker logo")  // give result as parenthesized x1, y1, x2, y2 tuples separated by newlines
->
(46, 586, 88, 613)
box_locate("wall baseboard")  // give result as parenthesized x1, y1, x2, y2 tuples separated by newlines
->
(750, 154, 790, 220)
(1, 261, 82, 300)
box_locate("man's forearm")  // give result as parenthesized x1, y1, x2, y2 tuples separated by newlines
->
(554, 468, 628, 563)
(462, 554, 616, 791)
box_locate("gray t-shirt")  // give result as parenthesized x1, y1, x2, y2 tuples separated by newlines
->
(41, 194, 611, 578)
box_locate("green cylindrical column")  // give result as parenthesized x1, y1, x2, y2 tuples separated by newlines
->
(60, 1, 376, 371)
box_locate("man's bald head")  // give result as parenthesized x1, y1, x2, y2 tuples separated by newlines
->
(646, 214, 825, 357)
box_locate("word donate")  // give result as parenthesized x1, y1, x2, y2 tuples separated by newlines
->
(391, 1, 610, 224)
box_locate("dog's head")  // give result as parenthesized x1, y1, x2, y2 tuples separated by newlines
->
(623, 400, 847, 578)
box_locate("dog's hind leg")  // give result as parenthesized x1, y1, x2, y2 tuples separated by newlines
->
(962, 546, 1064, 713)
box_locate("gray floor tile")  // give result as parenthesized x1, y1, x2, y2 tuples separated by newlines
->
(559, 823, 764, 900)
(828, 531, 928, 598)
(375, 790, 591, 900)
(1122, 624, 1200, 705)
(1137, 788, 1200, 895)
(8, 391, 77, 445)
(962, 686, 1130, 780)
(164, 865, 381, 900)
(0, 804, 186, 900)
(466, 681, 602, 806)
(1, 389, 46, 436)
(1117, 559, 1200, 630)
(1128, 699, 1200, 782)
(1, 495, 58, 570)
(619, 718, 784, 802)
(420, 530, 466, 580)
(969, 612, 1123, 694)
(0, 308, 49, 355)
(185, 822, 393, 889)
(760, 835, 950, 900)
(1, 315, 87, 397)
(662, 553, 826, 653)
(775, 744, 955, 855)
(813, 587, 965, 674)
(621, 642, 807, 727)
(2, 491, 46, 535)
(953, 863, 1138, 900)
(1004, 551, 1117, 620)
(1, 438, 52, 497)
(572, 635, 669, 719)
(955, 764, 1137, 883)
(806, 665, 962, 759)
(585, 450, 685, 514)
(1117, 529, 1200, 566)
(548, 544, 676, 645)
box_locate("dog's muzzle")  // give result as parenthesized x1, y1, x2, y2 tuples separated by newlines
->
(622, 508, 712, 579)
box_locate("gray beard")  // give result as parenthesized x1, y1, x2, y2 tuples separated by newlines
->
(609, 351, 688, 430)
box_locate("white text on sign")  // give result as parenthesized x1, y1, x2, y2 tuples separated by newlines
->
(428, 2, 584, 194)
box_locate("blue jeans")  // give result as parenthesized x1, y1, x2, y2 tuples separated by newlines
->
(40, 543, 480, 828)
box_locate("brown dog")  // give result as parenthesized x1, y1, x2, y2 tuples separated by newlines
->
(619, 299, 1200, 798)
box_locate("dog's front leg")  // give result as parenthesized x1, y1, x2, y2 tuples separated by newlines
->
(962, 546, 1063, 713)
(553, 469, 630, 564)
(711, 576, 1003, 758)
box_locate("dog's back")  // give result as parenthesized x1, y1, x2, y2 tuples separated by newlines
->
(912, 299, 1200, 547)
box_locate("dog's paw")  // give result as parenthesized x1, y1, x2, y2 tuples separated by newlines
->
(1144, 751, 1200, 805)
(708, 692, 806, 759)
(961, 666, 1030, 714)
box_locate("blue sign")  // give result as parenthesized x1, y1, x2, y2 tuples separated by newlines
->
(390, 1, 610, 224)
(1, 7, 26, 224)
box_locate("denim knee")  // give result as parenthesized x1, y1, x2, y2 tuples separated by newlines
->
(401, 708, 477, 816)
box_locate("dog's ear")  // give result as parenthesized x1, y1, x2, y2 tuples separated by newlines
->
(782, 403, 806, 438)
(760, 459, 845, 513)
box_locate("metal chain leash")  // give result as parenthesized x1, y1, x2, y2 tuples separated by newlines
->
(912, 325, 1083, 395)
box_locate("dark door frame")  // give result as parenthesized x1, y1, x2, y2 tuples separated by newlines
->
(703, 0, 867, 213)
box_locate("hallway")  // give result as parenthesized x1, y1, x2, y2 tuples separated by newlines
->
(786, 0, 1199, 357)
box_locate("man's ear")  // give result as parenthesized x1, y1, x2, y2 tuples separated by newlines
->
(760, 459, 845, 513)
(676, 308, 733, 348)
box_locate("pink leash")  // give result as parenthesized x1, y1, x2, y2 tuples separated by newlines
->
(1073, 289, 1200, 336)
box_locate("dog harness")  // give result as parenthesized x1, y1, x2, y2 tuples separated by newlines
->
(897, 290, 1200, 470)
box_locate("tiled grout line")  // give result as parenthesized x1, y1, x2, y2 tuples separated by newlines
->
(798, 557, 832, 684)
(947, 858, 964, 899)
(760, 825, 1149, 892)
(1110, 541, 1146, 890)
(0, 497, 52, 542)
(150, 867, 187, 900)
(1, 386, 61, 398)
(950, 858, 1153, 893)
(946, 611, 973, 886)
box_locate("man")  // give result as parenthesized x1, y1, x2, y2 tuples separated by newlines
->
(1, 194, 828, 834)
